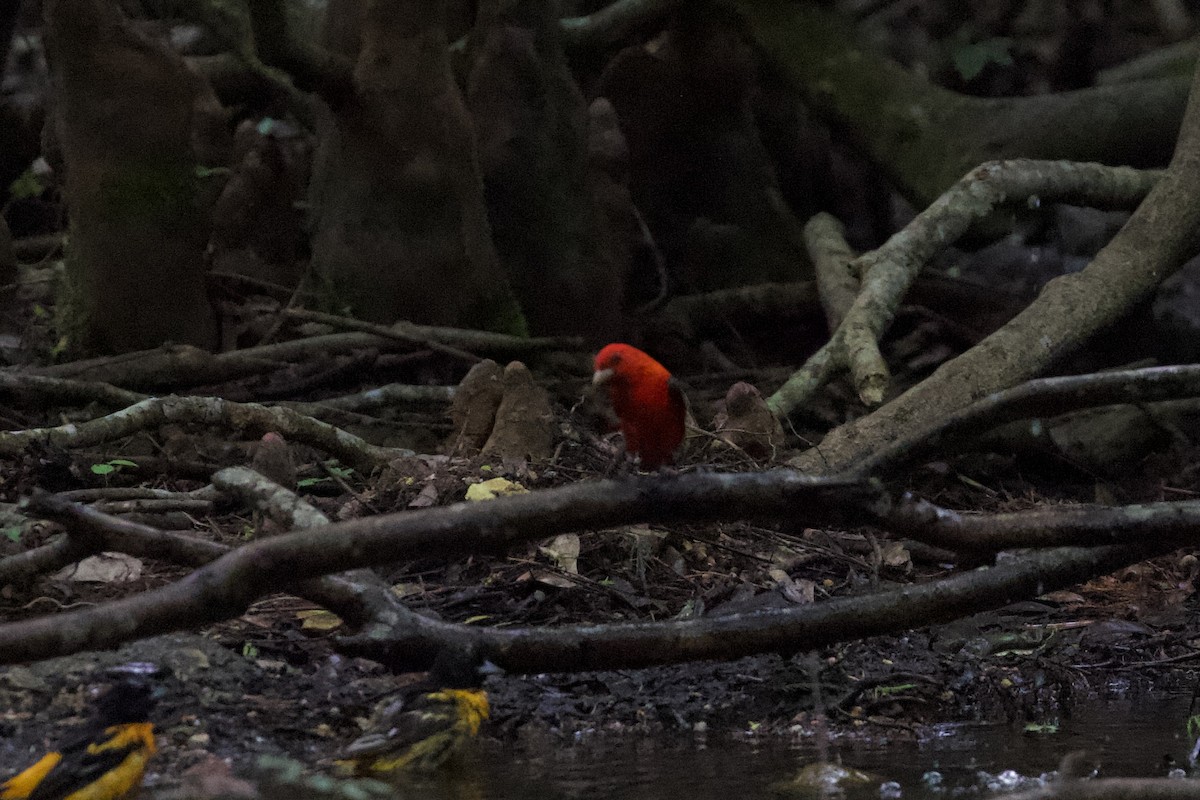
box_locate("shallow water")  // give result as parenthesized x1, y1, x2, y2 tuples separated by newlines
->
(423, 692, 1198, 799)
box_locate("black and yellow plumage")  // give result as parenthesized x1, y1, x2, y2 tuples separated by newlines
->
(1, 677, 158, 800)
(335, 648, 498, 776)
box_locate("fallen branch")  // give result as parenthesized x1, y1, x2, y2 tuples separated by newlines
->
(0, 395, 411, 472)
(852, 364, 1200, 478)
(769, 160, 1161, 415)
(0, 530, 94, 587)
(0, 471, 878, 664)
(791, 57, 1200, 473)
(24, 492, 422, 634)
(887, 497, 1200, 554)
(805, 212, 859, 333)
(35, 325, 578, 391)
(340, 543, 1168, 673)
(283, 308, 482, 364)
(284, 382, 454, 412)
(3, 467, 1193, 670)
(0, 372, 146, 408)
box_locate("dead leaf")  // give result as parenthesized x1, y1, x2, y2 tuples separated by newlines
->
(783, 578, 816, 605)
(408, 482, 439, 508)
(54, 552, 143, 583)
(767, 568, 791, 585)
(539, 533, 580, 573)
(465, 477, 528, 501)
(1041, 590, 1086, 605)
(533, 570, 576, 589)
(296, 609, 343, 632)
(880, 542, 911, 570)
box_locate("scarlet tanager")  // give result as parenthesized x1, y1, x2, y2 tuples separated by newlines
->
(592, 343, 687, 470)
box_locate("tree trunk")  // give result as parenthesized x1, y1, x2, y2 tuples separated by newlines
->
(45, 0, 220, 354)
(467, 0, 628, 340)
(309, 0, 525, 334)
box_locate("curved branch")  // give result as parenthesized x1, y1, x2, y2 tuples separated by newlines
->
(731, 0, 1189, 206)
(4, 466, 1196, 671)
(36, 327, 577, 391)
(768, 160, 1160, 416)
(25, 492, 421, 633)
(854, 364, 1200, 478)
(0, 396, 410, 472)
(792, 57, 1200, 473)
(338, 543, 1167, 672)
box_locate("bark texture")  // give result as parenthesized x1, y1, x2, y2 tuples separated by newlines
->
(467, 0, 629, 341)
(309, 0, 525, 333)
(45, 0, 220, 353)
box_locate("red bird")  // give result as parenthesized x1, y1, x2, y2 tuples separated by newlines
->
(592, 343, 686, 469)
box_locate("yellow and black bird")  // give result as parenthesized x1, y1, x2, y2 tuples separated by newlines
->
(335, 647, 500, 776)
(1, 672, 159, 800)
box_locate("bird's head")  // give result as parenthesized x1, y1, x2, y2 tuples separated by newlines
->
(429, 646, 504, 690)
(593, 343, 669, 389)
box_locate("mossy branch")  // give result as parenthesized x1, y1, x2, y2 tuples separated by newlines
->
(729, 0, 1189, 207)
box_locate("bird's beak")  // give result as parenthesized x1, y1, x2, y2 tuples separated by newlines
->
(592, 367, 614, 386)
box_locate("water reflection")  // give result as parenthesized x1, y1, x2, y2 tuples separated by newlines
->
(406, 693, 1198, 799)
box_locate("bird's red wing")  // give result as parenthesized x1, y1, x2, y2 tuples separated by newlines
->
(631, 379, 687, 469)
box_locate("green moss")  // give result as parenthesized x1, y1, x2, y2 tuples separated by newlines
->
(97, 161, 198, 228)
(53, 234, 89, 359)
(476, 291, 529, 337)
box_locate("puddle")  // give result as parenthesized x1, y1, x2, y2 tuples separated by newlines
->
(404, 693, 1197, 799)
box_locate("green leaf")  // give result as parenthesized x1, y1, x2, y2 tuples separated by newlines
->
(325, 462, 354, 479)
(297, 477, 328, 488)
(952, 37, 1013, 82)
(193, 165, 232, 180)
(9, 168, 47, 200)
(91, 463, 116, 476)
(2, 526, 21, 543)
(242, 642, 259, 659)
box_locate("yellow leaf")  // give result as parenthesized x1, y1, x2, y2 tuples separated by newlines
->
(465, 477, 528, 501)
(297, 609, 343, 631)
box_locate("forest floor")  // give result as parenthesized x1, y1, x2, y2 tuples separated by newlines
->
(2, 432, 1198, 789)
